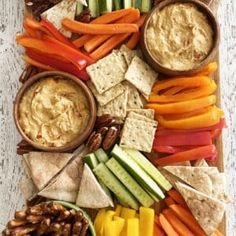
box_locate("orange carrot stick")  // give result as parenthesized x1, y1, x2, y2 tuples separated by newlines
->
(62, 18, 138, 35)
(167, 189, 189, 208)
(164, 196, 176, 207)
(163, 209, 194, 236)
(169, 205, 207, 236)
(23, 55, 55, 71)
(159, 214, 180, 236)
(126, 31, 140, 49)
(153, 223, 166, 236)
(154, 215, 162, 228)
(84, 9, 140, 53)
(73, 35, 93, 48)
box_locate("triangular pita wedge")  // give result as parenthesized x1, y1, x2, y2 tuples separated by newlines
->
(176, 182, 225, 235)
(23, 152, 73, 190)
(163, 166, 219, 196)
(38, 153, 84, 202)
(194, 159, 209, 167)
(19, 178, 37, 200)
(41, 0, 77, 37)
(76, 164, 114, 208)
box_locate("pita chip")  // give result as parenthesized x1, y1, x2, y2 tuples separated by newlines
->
(24, 152, 73, 190)
(176, 182, 225, 235)
(41, 0, 77, 37)
(19, 178, 37, 200)
(76, 164, 114, 208)
(194, 159, 209, 167)
(38, 153, 83, 202)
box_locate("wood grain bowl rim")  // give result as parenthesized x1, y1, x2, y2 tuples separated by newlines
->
(141, 0, 220, 76)
(14, 71, 97, 152)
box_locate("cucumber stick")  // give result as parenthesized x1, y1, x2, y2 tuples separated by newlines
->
(114, 0, 122, 10)
(123, 148, 172, 191)
(95, 148, 109, 163)
(132, 0, 142, 10)
(123, 0, 132, 8)
(111, 145, 165, 200)
(76, 2, 84, 16)
(106, 158, 154, 207)
(141, 0, 151, 12)
(88, 0, 99, 17)
(93, 163, 139, 210)
(83, 153, 99, 169)
(100, 0, 113, 13)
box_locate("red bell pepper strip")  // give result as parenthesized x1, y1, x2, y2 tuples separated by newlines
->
(16, 36, 91, 70)
(153, 145, 217, 166)
(153, 145, 200, 154)
(153, 132, 212, 146)
(156, 118, 226, 136)
(210, 129, 222, 139)
(26, 49, 89, 81)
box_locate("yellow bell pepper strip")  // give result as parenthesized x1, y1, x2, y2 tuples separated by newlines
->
(139, 207, 154, 236)
(113, 216, 125, 235)
(127, 218, 139, 236)
(150, 76, 217, 103)
(194, 62, 218, 76)
(146, 95, 216, 115)
(94, 209, 106, 236)
(157, 106, 224, 129)
(120, 208, 136, 219)
(104, 210, 116, 236)
(154, 145, 216, 166)
(114, 204, 123, 217)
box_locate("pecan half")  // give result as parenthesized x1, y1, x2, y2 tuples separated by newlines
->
(97, 126, 109, 137)
(86, 132, 102, 152)
(95, 114, 115, 129)
(102, 126, 119, 150)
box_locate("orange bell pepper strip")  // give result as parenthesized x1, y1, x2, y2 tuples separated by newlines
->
(157, 106, 224, 129)
(194, 62, 218, 76)
(150, 76, 217, 103)
(154, 145, 217, 166)
(16, 36, 94, 70)
(62, 18, 139, 35)
(146, 95, 216, 115)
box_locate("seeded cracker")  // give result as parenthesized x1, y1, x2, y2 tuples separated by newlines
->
(120, 45, 137, 65)
(125, 56, 157, 96)
(127, 112, 157, 125)
(97, 90, 128, 119)
(87, 81, 125, 106)
(86, 52, 127, 94)
(127, 109, 155, 119)
(120, 118, 157, 152)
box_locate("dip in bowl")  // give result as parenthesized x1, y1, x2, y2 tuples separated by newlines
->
(14, 71, 96, 152)
(141, 0, 219, 76)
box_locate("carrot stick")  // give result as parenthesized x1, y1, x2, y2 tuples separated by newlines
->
(163, 209, 194, 236)
(159, 214, 180, 236)
(126, 31, 140, 49)
(73, 35, 93, 48)
(167, 189, 189, 209)
(153, 223, 166, 236)
(84, 9, 140, 53)
(169, 205, 207, 236)
(90, 15, 146, 60)
(23, 55, 55, 71)
(164, 196, 176, 207)
(62, 18, 138, 35)
(154, 215, 162, 228)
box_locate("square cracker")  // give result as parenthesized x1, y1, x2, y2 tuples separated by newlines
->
(127, 112, 157, 125)
(97, 90, 128, 119)
(122, 81, 143, 109)
(127, 109, 155, 119)
(87, 81, 125, 106)
(120, 118, 157, 152)
(125, 56, 157, 96)
(120, 45, 136, 65)
(86, 52, 127, 94)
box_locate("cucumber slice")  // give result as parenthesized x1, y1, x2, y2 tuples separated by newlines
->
(141, 0, 151, 12)
(132, 0, 142, 10)
(83, 153, 99, 169)
(106, 158, 154, 207)
(93, 163, 139, 210)
(123, 0, 132, 8)
(95, 148, 109, 163)
(146, 189, 160, 202)
(88, 0, 100, 17)
(111, 145, 165, 200)
(114, 0, 122, 10)
(76, 2, 84, 16)
(100, 0, 113, 14)
(123, 148, 172, 191)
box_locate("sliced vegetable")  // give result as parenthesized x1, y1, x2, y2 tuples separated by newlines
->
(159, 214, 180, 236)
(94, 209, 106, 235)
(152, 145, 195, 154)
(93, 163, 139, 209)
(88, 0, 99, 17)
(154, 145, 217, 166)
(62, 18, 138, 35)
(115, 205, 123, 216)
(126, 31, 140, 49)
(153, 223, 166, 236)
(164, 196, 176, 207)
(73, 35, 93, 48)
(139, 207, 154, 236)
(113, 216, 125, 235)
(141, 0, 152, 12)
(100, 0, 113, 14)
(23, 55, 55, 71)
(167, 189, 189, 208)
(106, 158, 154, 207)
(127, 218, 139, 236)
(95, 148, 109, 163)
(124, 0, 132, 8)
(194, 62, 218, 76)
(133, 0, 142, 9)
(120, 207, 136, 219)
(169, 204, 207, 236)
(83, 153, 99, 169)
(104, 210, 116, 236)
(76, 2, 84, 16)
(114, 0, 123, 10)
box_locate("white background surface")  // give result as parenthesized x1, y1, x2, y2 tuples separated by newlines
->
(0, 0, 235, 235)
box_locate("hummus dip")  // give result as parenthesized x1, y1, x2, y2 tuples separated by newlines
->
(19, 77, 90, 147)
(146, 3, 214, 71)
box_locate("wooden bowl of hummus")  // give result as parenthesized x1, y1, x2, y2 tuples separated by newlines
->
(14, 71, 97, 152)
(141, 0, 220, 76)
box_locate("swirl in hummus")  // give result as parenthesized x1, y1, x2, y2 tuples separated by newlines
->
(19, 77, 90, 147)
(146, 3, 214, 71)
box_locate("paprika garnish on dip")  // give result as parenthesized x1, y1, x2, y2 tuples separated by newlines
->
(146, 3, 214, 71)
(18, 77, 90, 147)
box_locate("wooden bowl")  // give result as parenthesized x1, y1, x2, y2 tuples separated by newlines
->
(14, 71, 96, 152)
(140, 0, 220, 76)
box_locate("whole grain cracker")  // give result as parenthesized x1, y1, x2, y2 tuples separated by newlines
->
(127, 112, 157, 125)
(127, 109, 155, 119)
